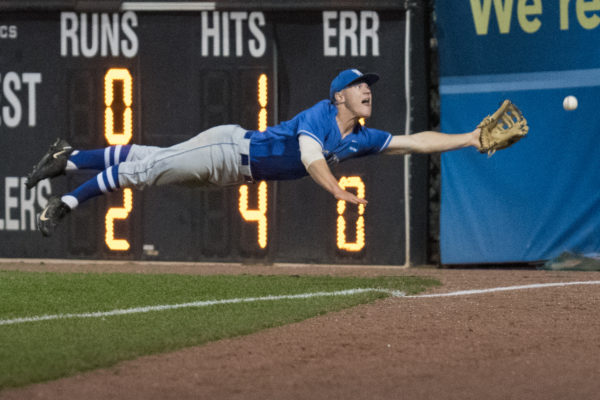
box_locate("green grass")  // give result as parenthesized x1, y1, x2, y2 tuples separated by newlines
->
(0, 270, 439, 389)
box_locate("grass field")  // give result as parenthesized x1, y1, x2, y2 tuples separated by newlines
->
(0, 270, 439, 389)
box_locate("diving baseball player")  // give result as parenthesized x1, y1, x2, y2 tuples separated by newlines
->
(27, 68, 482, 236)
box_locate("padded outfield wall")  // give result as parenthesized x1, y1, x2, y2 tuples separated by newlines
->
(436, 0, 600, 264)
(0, 0, 431, 265)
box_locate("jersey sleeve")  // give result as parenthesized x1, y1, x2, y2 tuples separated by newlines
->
(296, 100, 330, 147)
(363, 127, 393, 154)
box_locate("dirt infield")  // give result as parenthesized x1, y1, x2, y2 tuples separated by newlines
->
(1, 260, 600, 400)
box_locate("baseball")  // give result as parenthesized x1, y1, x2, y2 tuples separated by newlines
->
(563, 95, 578, 111)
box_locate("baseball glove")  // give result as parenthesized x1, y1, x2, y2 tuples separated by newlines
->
(478, 100, 529, 156)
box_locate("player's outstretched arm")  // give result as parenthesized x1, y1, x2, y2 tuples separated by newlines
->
(306, 159, 367, 205)
(299, 134, 367, 205)
(384, 128, 481, 155)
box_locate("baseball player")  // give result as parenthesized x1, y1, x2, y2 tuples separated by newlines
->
(27, 68, 482, 236)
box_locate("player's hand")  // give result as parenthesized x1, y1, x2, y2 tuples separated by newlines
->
(335, 189, 368, 205)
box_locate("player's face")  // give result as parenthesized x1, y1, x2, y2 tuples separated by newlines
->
(340, 82, 373, 118)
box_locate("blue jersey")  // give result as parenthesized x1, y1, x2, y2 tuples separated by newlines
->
(247, 100, 392, 181)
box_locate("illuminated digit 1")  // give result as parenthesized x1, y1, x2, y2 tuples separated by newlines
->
(336, 176, 366, 252)
(104, 68, 133, 251)
(239, 73, 269, 249)
(258, 73, 268, 132)
(239, 181, 268, 249)
(104, 68, 133, 145)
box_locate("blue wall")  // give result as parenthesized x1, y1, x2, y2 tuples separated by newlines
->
(436, 0, 600, 263)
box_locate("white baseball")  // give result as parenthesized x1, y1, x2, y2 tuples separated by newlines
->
(563, 95, 578, 111)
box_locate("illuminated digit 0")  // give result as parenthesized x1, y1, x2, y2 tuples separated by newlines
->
(104, 68, 133, 251)
(239, 181, 268, 249)
(104, 68, 133, 145)
(336, 176, 365, 252)
(105, 188, 133, 251)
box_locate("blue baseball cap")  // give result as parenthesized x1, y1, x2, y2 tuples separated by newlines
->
(329, 69, 380, 101)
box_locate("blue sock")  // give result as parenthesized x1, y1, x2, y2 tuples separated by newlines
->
(61, 166, 121, 209)
(67, 145, 131, 171)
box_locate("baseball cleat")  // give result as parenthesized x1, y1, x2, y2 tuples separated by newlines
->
(26, 138, 73, 189)
(37, 196, 71, 237)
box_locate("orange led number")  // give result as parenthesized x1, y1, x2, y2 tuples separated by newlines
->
(239, 74, 269, 249)
(104, 68, 133, 251)
(105, 188, 133, 251)
(239, 181, 268, 249)
(258, 73, 268, 132)
(104, 68, 133, 145)
(336, 176, 366, 252)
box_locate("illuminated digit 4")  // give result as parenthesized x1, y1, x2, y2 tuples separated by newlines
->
(239, 181, 268, 249)
(104, 68, 133, 251)
(336, 176, 366, 252)
(239, 73, 269, 249)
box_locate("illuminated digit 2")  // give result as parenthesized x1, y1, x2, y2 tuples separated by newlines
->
(336, 176, 365, 252)
(104, 68, 133, 251)
(239, 73, 269, 249)
(105, 188, 133, 251)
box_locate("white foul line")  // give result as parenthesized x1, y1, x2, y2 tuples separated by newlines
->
(0, 288, 405, 327)
(407, 281, 600, 298)
(2, 281, 599, 327)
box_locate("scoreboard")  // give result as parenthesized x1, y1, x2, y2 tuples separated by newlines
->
(0, 0, 430, 265)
